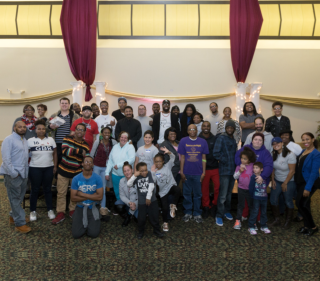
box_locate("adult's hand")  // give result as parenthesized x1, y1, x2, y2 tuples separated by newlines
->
(53, 166, 57, 175)
(200, 173, 205, 183)
(155, 144, 159, 149)
(255, 176, 263, 184)
(149, 120, 153, 126)
(50, 124, 59, 130)
(105, 175, 110, 181)
(181, 173, 186, 183)
(110, 120, 115, 126)
(146, 199, 151, 206)
(281, 182, 287, 192)
(303, 190, 310, 197)
(114, 165, 118, 170)
(82, 150, 86, 158)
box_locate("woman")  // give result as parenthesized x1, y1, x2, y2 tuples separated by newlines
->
(90, 126, 117, 216)
(12, 104, 37, 140)
(280, 130, 302, 157)
(27, 119, 57, 221)
(37, 104, 48, 122)
(118, 162, 138, 227)
(217, 107, 241, 144)
(105, 131, 135, 202)
(159, 127, 180, 185)
(270, 137, 296, 229)
(179, 104, 196, 138)
(171, 105, 180, 116)
(295, 132, 320, 236)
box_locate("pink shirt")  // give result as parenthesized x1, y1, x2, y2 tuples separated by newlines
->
(235, 163, 254, 190)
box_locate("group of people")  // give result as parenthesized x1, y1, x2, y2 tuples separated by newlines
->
(1, 97, 320, 239)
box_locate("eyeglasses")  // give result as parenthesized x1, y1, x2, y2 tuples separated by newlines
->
(83, 161, 92, 164)
(100, 105, 108, 108)
(210, 105, 217, 108)
(273, 107, 282, 110)
(188, 129, 196, 131)
(76, 128, 85, 132)
(25, 109, 34, 112)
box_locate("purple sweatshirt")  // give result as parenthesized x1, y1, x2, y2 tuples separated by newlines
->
(235, 144, 273, 185)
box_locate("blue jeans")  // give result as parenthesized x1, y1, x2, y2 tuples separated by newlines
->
(249, 199, 268, 228)
(183, 174, 202, 216)
(216, 175, 235, 218)
(115, 199, 138, 218)
(93, 165, 110, 208)
(270, 180, 295, 209)
(111, 174, 124, 201)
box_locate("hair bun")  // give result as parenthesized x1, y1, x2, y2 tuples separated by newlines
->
(123, 161, 129, 165)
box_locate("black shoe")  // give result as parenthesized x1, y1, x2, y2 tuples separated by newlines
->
(296, 227, 309, 234)
(122, 214, 132, 227)
(153, 229, 164, 238)
(293, 216, 304, 222)
(100, 215, 111, 222)
(137, 232, 144, 239)
(304, 227, 318, 236)
(210, 206, 217, 218)
(202, 207, 209, 219)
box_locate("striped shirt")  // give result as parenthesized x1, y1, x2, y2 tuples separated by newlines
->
(58, 136, 90, 178)
(55, 114, 71, 144)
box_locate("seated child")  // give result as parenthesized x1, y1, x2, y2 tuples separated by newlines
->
(233, 147, 256, 230)
(127, 162, 163, 240)
(248, 162, 271, 235)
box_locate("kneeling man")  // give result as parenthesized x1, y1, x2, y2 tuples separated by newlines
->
(71, 156, 103, 239)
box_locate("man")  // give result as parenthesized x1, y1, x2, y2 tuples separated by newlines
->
(244, 117, 273, 154)
(71, 156, 103, 239)
(52, 123, 90, 225)
(178, 124, 209, 224)
(115, 106, 142, 150)
(0, 121, 30, 233)
(149, 103, 160, 119)
(91, 104, 100, 120)
(213, 120, 237, 227)
(47, 97, 80, 165)
(265, 101, 291, 137)
(70, 106, 99, 151)
(199, 121, 220, 219)
(70, 103, 82, 117)
(239, 102, 262, 146)
(135, 104, 152, 148)
(205, 102, 222, 136)
(94, 100, 117, 138)
(152, 99, 180, 147)
(112, 97, 127, 121)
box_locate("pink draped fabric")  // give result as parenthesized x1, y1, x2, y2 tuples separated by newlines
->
(230, 0, 263, 83)
(60, 0, 97, 101)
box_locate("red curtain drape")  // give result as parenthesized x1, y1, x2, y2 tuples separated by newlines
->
(60, 0, 97, 101)
(230, 0, 263, 83)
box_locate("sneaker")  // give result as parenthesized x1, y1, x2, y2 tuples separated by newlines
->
(51, 212, 65, 225)
(99, 207, 108, 216)
(233, 220, 241, 230)
(193, 215, 203, 223)
(30, 211, 37, 222)
(224, 213, 233, 220)
(216, 217, 223, 226)
(248, 228, 257, 235)
(69, 210, 75, 218)
(15, 225, 32, 234)
(163, 222, 169, 231)
(170, 204, 177, 218)
(182, 214, 192, 222)
(241, 216, 248, 221)
(261, 227, 271, 234)
(254, 224, 258, 231)
(48, 210, 55, 220)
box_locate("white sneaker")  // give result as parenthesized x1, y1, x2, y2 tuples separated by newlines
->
(30, 211, 37, 222)
(163, 223, 169, 232)
(48, 210, 56, 220)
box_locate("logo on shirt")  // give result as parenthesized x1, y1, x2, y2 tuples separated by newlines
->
(78, 184, 97, 193)
(137, 178, 149, 193)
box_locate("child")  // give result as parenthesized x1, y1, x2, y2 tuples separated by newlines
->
(127, 162, 163, 239)
(233, 147, 256, 230)
(151, 147, 181, 232)
(193, 112, 203, 136)
(248, 162, 271, 235)
(134, 130, 159, 171)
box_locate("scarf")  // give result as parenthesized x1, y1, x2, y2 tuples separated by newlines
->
(21, 114, 37, 131)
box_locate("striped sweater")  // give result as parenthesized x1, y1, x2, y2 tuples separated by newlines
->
(58, 136, 90, 178)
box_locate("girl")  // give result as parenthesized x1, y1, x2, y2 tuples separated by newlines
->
(180, 104, 196, 138)
(233, 147, 256, 230)
(151, 147, 181, 232)
(134, 130, 159, 171)
(118, 162, 138, 227)
(193, 112, 203, 136)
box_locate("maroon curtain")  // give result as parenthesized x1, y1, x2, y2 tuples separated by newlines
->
(230, 0, 263, 83)
(60, 0, 97, 101)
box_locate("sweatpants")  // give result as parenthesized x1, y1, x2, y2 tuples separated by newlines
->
(138, 200, 161, 233)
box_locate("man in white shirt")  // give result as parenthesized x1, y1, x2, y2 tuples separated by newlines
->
(94, 101, 117, 138)
(134, 105, 152, 148)
(205, 102, 222, 136)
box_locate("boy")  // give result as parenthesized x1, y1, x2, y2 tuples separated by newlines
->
(248, 162, 271, 235)
(127, 162, 163, 239)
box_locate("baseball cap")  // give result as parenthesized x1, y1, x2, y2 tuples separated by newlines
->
(271, 137, 282, 144)
(82, 106, 92, 112)
(162, 99, 170, 105)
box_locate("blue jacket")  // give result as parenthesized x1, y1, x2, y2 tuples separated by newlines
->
(299, 149, 320, 192)
(212, 133, 237, 176)
(248, 174, 268, 200)
(235, 144, 273, 185)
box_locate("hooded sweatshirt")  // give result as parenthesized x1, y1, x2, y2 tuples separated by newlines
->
(244, 131, 273, 154)
(235, 144, 273, 185)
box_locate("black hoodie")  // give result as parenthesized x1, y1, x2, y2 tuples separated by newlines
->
(199, 132, 219, 170)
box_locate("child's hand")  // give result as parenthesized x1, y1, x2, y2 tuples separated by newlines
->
(146, 199, 151, 206)
(134, 170, 140, 177)
(239, 164, 246, 173)
(160, 146, 170, 154)
(151, 164, 157, 173)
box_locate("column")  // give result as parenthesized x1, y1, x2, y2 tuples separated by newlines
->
(93, 81, 107, 106)
(235, 82, 249, 121)
(249, 82, 263, 114)
(70, 81, 84, 106)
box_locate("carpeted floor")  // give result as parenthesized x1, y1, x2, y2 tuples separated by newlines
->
(0, 182, 319, 280)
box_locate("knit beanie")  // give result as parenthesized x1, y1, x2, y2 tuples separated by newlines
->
(252, 132, 265, 144)
(225, 120, 236, 129)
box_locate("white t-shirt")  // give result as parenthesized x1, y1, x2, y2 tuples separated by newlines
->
(28, 137, 56, 167)
(94, 114, 117, 138)
(195, 122, 203, 136)
(158, 113, 171, 144)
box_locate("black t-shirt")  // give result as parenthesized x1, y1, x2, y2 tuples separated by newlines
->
(295, 154, 307, 185)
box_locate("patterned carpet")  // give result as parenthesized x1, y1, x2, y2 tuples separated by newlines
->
(0, 182, 319, 280)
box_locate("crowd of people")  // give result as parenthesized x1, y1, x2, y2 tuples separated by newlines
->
(1, 97, 320, 239)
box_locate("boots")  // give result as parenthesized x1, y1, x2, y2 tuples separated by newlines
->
(282, 208, 294, 229)
(122, 213, 132, 227)
(270, 205, 281, 227)
(202, 207, 209, 219)
(210, 205, 217, 218)
(15, 225, 31, 233)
